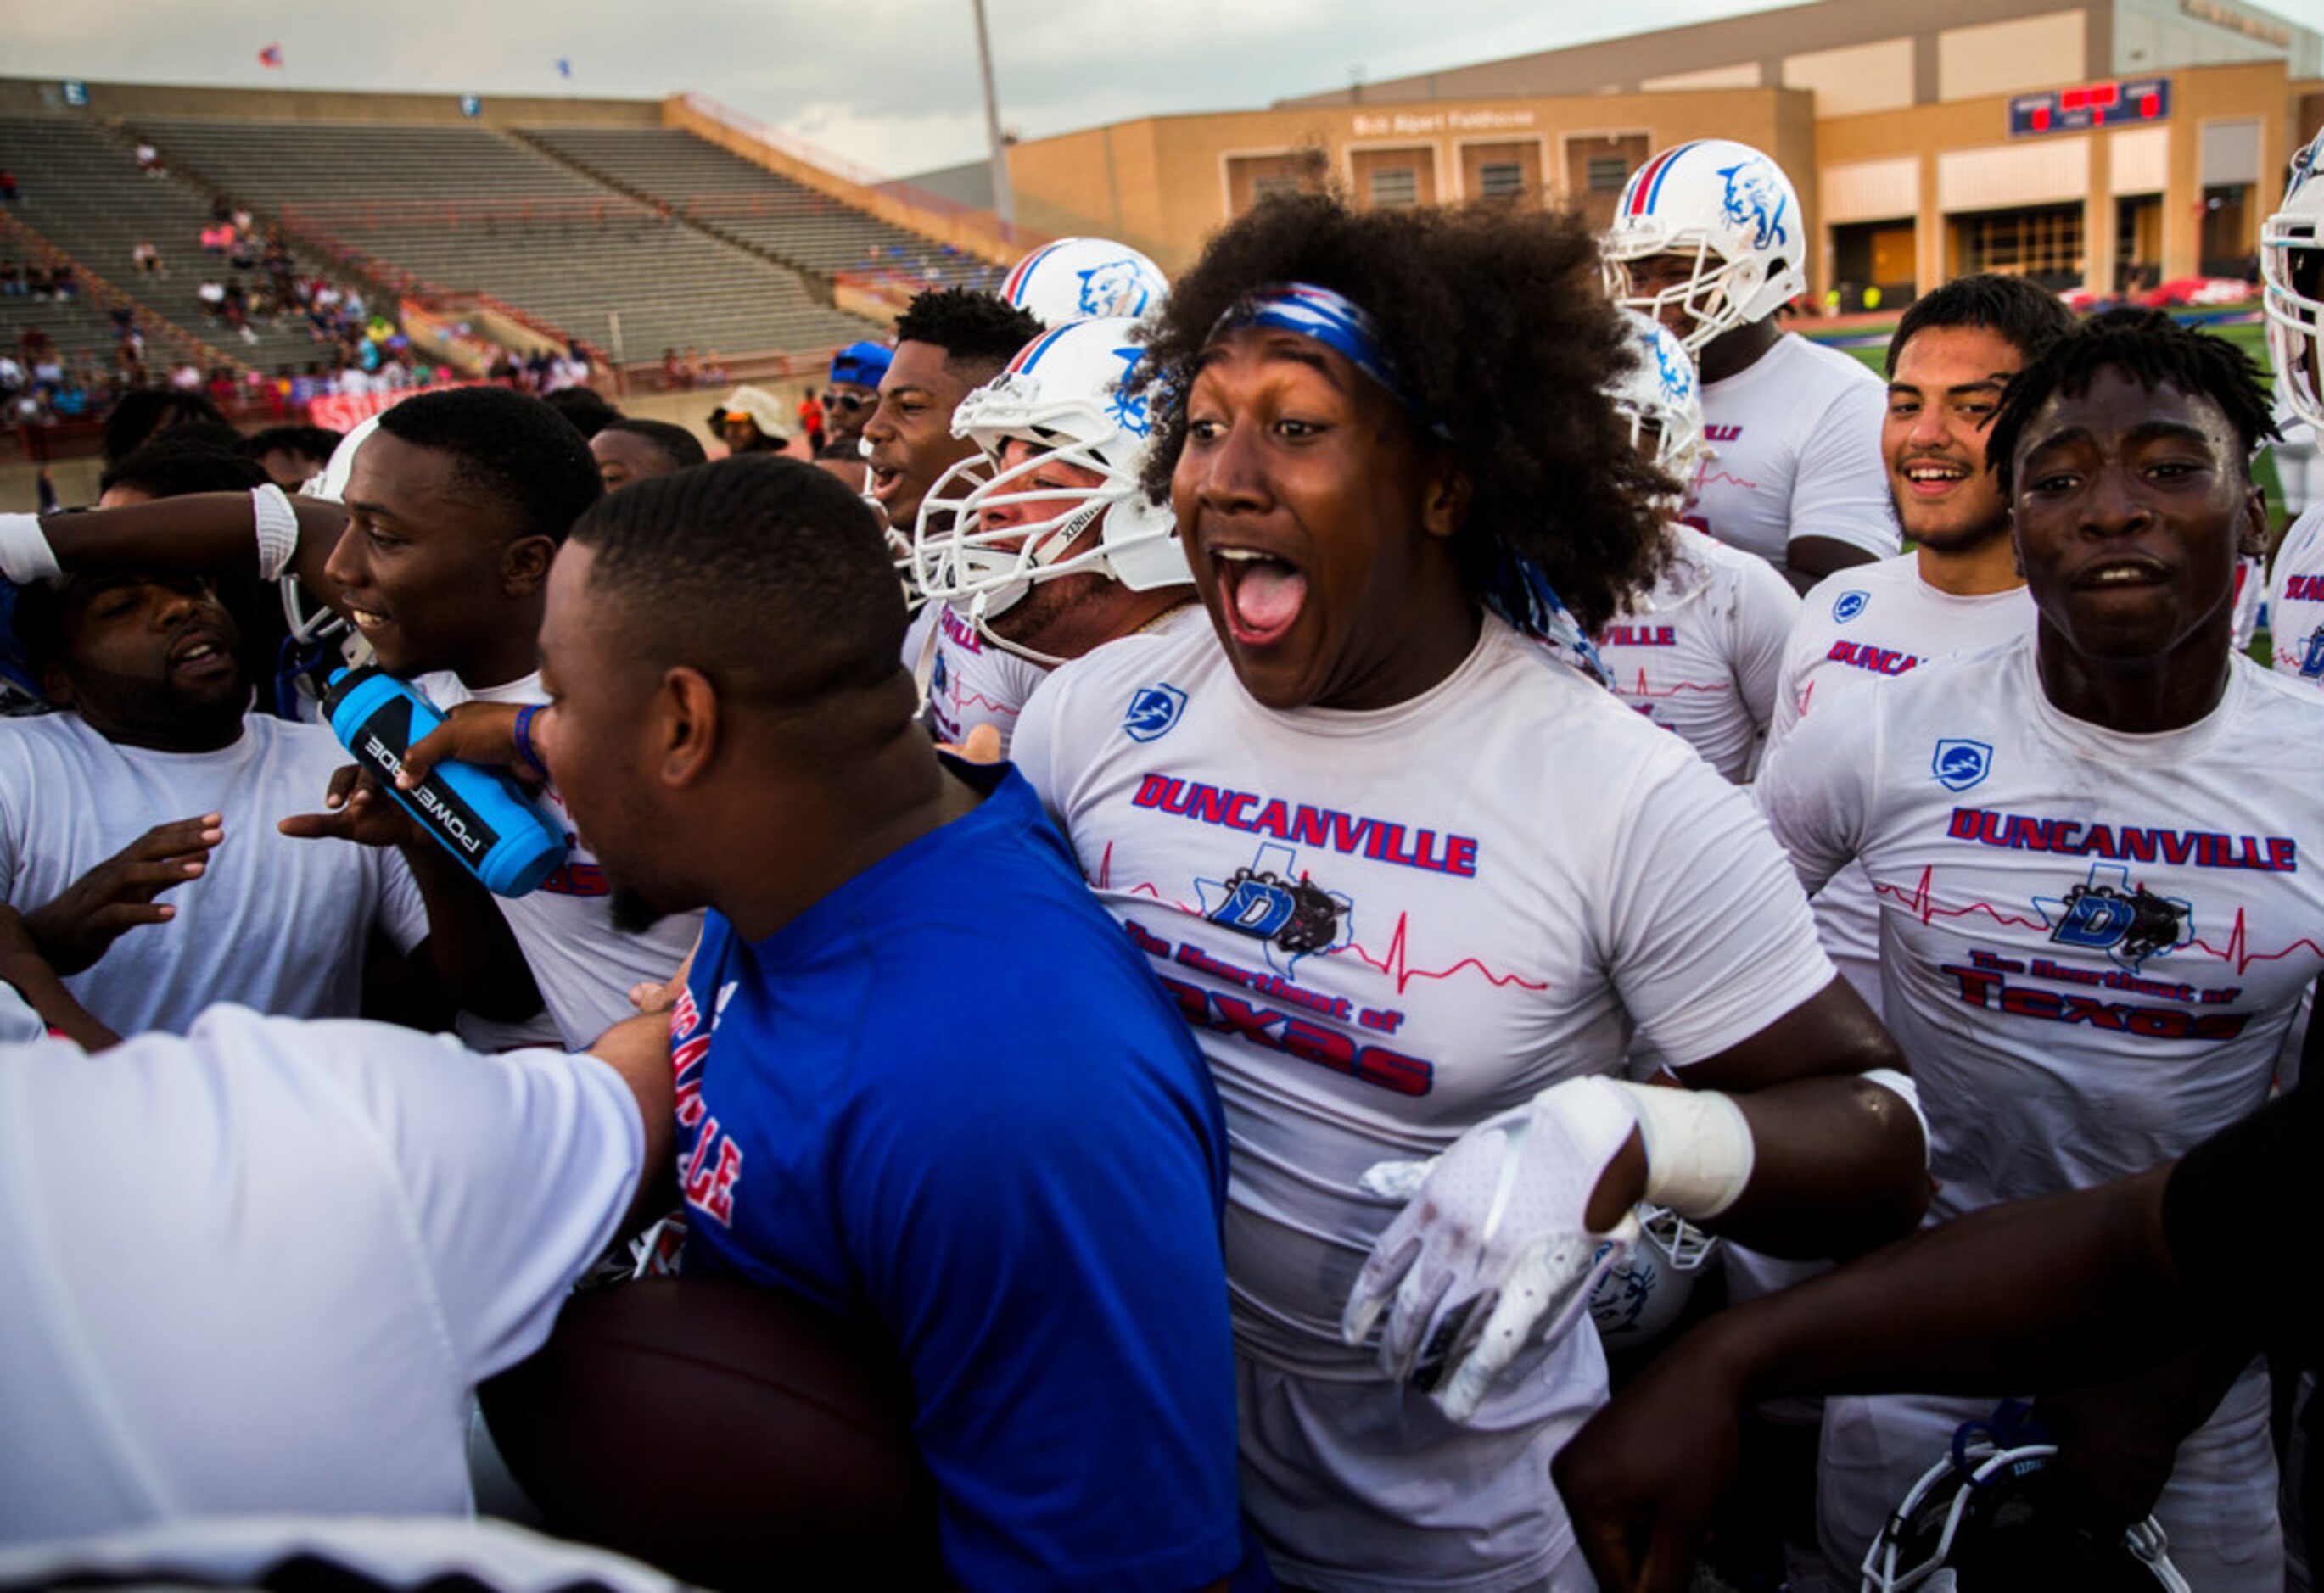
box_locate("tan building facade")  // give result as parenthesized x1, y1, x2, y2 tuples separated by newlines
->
(996, 0, 2324, 303)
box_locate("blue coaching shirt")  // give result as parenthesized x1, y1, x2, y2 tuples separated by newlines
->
(673, 760, 1252, 1593)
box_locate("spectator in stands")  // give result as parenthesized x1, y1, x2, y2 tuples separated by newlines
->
(24, 266, 48, 299)
(589, 418, 707, 491)
(0, 170, 17, 204)
(242, 425, 344, 490)
(49, 267, 76, 303)
(712, 385, 789, 456)
(540, 387, 620, 439)
(131, 241, 162, 276)
(798, 393, 824, 455)
(820, 340, 891, 462)
(697, 350, 728, 387)
(135, 141, 161, 177)
(659, 348, 686, 391)
(1, 260, 19, 295)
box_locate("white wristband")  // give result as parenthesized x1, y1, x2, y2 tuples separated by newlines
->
(250, 484, 299, 581)
(1857, 1067, 1930, 1165)
(1611, 1079, 1755, 1220)
(0, 513, 62, 584)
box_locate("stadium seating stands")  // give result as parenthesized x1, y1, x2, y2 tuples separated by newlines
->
(0, 115, 344, 376)
(135, 119, 889, 369)
(513, 126, 1004, 293)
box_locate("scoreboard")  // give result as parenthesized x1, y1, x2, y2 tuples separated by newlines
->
(2009, 76, 2171, 138)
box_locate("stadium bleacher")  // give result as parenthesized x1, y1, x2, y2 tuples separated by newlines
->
(0, 115, 361, 377)
(513, 126, 1004, 293)
(134, 118, 888, 371)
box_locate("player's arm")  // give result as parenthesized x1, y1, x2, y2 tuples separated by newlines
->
(1346, 741, 1923, 1418)
(1554, 1082, 2314, 1592)
(1553, 1166, 2189, 1593)
(584, 1011, 677, 1225)
(2, 489, 348, 604)
(279, 772, 544, 1023)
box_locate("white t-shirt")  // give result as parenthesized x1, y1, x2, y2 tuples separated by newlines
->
(918, 601, 1048, 755)
(0, 1004, 642, 1541)
(1764, 556, 2036, 1015)
(2265, 504, 2324, 684)
(1760, 638, 2324, 1221)
(417, 671, 702, 1049)
(1597, 522, 1799, 782)
(0, 712, 428, 1036)
(1683, 332, 1896, 574)
(1014, 612, 1834, 1590)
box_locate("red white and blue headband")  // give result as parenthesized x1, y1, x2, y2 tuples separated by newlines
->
(1209, 282, 1444, 435)
(1204, 280, 1612, 688)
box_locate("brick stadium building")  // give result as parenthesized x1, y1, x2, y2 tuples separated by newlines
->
(910, 0, 2323, 305)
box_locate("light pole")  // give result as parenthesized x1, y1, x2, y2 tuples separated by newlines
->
(971, 0, 1016, 236)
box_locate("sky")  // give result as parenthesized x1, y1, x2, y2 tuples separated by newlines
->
(2, 0, 1806, 178)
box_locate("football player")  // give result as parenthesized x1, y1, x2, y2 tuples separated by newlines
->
(527, 456, 1259, 1590)
(908, 314, 1198, 753)
(1755, 310, 2300, 1590)
(0, 387, 703, 1049)
(1594, 309, 1799, 782)
(2262, 131, 2324, 687)
(1604, 138, 1896, 590)
(1768, 272, 2076, 1014)
(1011, 192, 1929, 1592)
(862, 288, 1046, 746)
(0, 937, 674, 1540)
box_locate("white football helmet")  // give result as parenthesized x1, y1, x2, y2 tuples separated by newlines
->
(1862, 1411, 2192, 1592)
(1586, 1203, 1721, 1345)
(1606, 309, 1708, 483)
(1002, 237, 1168, 327)
(910, 317, 1185, 662)
(283, 414, 376, 679)
(2263, 126, 2324, 433)
(1603, 138, 1809, 355)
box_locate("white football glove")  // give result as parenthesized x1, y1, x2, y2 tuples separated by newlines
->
(1341, 1075, 1643, 1422)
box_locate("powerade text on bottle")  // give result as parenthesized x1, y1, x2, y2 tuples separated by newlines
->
(321, 666, 568, 897)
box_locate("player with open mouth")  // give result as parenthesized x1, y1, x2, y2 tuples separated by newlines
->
(1011, 191, 1932, 1593)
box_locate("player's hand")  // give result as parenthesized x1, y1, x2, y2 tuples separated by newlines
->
(1342, 1074, 1645, 1421)
(1553, 1325, 1748, 1592)
(629, 943, 697, 1015)
(937, 723, 1004, 764)
(20, 813, 221, 975)
(277, 764, 419, 849)
(399, 701, 533, 788)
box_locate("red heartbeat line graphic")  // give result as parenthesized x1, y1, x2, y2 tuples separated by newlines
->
(939, 676, 1022, 718)
(1618, 668, 1734, 700)
(1345, 911, 1549, 997)
(1693, 468, 1761, 492)
(1873, 869, 2324, 978)
(1873, 866, 2045, 931)
(1095, 847, 1545, 996)
(2188, 908, 2324, 977)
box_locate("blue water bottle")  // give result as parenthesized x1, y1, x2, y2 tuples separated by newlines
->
(322, 666, 568, 897)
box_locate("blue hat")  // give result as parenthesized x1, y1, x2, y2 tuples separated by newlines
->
(829, 340, 892, 388)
